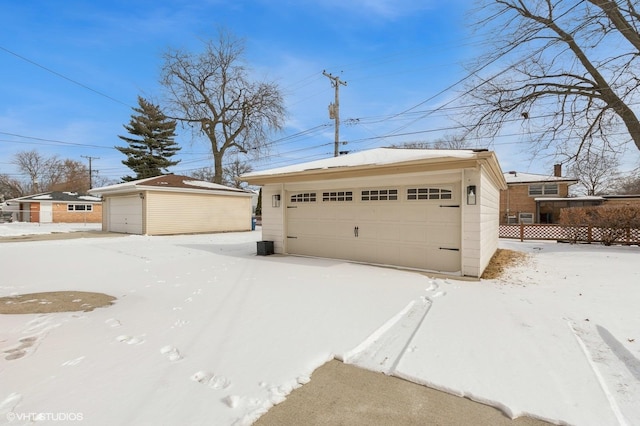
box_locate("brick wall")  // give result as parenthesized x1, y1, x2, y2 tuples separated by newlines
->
(499, 183, 571, 224)
(52, 203, 102, 223)
(603, 198, 640, 207)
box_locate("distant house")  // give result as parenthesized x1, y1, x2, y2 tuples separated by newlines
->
(601, 194, 640, 207)
(500, 165, 582, 224)
(89, 174, 253, 235)
(5, 192, 102, 223)
(241, 148, 507, 278)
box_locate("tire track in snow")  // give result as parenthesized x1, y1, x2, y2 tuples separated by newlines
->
(567, 321, 630, 426)
(341, 280, 443, 374)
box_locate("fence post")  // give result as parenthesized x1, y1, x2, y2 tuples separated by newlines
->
(587, 225, 592, 243)
(520, 223, 524, 242)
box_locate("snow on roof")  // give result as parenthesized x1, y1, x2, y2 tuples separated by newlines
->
(242, 148, 479, 178)
(504, 171, 578, 184)
(182, 180, 245, 192)
(7, 191, 102, 203)
(90, 174, 249, 195)
(534, 196, 604, 202)
(78, 195, 102, 202)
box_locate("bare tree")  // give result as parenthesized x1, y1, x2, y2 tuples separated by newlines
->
(568, 148, 619, 195)
(390, 141, 431, 149)
(189, 167, 215, 182)
(391, 133, 470, 150)
(612, 170, 640, 194)
(50, 159, 90, 192)
(160, 29, 286, 184)
(223, 158, 253, 188)
(465, 0, 640, 158)
(12, 150, 63, 193)
(9, 151, 101, 194)
(0, 174, 26, 199)
(432, 134, 471, 149)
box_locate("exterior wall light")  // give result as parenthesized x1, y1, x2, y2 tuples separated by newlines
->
(272, 194, 281, 208)
(467, 185, 477, 205)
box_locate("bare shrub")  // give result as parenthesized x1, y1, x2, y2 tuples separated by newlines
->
(560, 205, 640, 245)
(559, 207, 589, 244)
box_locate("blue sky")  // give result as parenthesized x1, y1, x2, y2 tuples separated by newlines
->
(2, 0, 637, 185)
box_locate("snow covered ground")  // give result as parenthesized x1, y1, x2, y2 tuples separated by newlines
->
(0, 223, 638, 425)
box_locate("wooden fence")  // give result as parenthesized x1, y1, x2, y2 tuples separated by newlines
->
(499, 224, 640, 245)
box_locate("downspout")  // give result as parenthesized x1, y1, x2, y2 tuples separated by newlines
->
(460, 169, 466, 276)
(280, 183, 286, 254)
(506, 185, 510, 224)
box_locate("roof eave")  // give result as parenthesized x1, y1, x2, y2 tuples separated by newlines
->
(90, 184, 252, 197)
(242, 156, 487, 185)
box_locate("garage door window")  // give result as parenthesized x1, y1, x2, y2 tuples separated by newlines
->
(407, 188, 452, 200)
(361, 189, 398, 201)
(322, 191, 353, 202)
(290, 193, 316, 203)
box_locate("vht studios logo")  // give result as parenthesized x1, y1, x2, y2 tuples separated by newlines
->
(6, 412, 84, 422)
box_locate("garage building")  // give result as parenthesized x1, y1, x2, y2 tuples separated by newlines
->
(89, 174, 253, 235)
(241, 148, 506, 278)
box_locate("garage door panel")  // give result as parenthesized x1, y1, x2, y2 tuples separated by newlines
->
(109, 196, 142, 234)
(285, 186, 461, 272)
(288, 235, 353, 259)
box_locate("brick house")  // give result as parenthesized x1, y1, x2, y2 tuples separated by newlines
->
(500, 165, 582, 224)
(6, 191, 102, 223)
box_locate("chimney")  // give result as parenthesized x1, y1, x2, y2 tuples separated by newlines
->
(553, 164, 562, 177)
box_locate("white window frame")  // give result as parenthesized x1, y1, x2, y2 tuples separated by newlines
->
(519, 212, 534, 224)
(529, 183, 558, 196)
(67, 204, 93, 212)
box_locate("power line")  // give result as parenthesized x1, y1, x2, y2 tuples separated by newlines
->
(0, 45, 131, 108)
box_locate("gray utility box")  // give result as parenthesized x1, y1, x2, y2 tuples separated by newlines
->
(256, 240, 274, 256)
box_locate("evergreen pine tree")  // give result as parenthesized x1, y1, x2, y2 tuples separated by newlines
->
(116, 96, 181, 182)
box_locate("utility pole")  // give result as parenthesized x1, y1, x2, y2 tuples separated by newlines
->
(323, 70, 347, 157)
(81, 155, 99, 189)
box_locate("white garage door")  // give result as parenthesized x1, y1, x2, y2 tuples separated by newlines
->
(285, 185, 461, 272)
(108, 195, 143, 234)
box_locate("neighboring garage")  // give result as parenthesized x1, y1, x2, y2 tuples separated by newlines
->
(89, 174, 253, 235)
(241, 148, 507, 278)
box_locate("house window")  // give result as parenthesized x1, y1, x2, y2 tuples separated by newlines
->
(529, 185, 543, 196)
(322, 191, 353, 202)
(519, 212, 534, 224)
(290, 192, 316, 203)
(67, 204, 93, 212)
(543, 184, 558, 195)
(407, 187, 453, 200)
(529, 184, 558, 196)
(361, 189, 398, 201)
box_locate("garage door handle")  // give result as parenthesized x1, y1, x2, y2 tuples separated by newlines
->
(354, 226, 359, 237)
(439, 247, 460, 251)
(439, 205, 460, 208)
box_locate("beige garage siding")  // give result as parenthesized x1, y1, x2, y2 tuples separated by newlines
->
(145, 191, 252, 235)
(478, 167, 501, 274)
